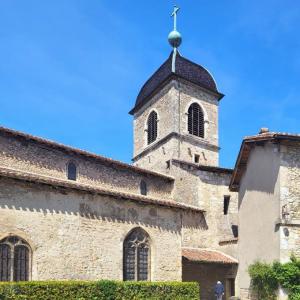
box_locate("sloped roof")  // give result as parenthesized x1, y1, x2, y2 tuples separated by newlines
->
(0, 126, 174, 182)
(0, 166, 204, 213)
(129, 51, 223, 115)
(182, 248, 238, 264)
(230, 131, 300, 191)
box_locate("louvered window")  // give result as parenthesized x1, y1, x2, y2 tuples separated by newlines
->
(67, 161, 77, 181)
(0, 244, 11, 281)
(147, 111, 158, 145)
(124, 228, 150, 281)
(14, 246, 30, 281)
(188, 103, 204, 138)
(0, 236, 31, 282)
(140, 180, 147, 196)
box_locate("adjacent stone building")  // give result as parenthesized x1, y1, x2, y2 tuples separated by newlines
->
(230, 130, 300, 299)
(0, 38, 298, 300)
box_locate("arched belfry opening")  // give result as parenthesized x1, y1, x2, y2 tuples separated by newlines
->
(147, 111, 158, 145)
(188, 102, 205, 138)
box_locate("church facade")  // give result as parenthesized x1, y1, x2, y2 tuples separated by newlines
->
(0, 28, 299, 300)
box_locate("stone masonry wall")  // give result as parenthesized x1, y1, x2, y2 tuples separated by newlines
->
(133, 82, 178, 157)
(0, 132, 173, 200)
(0, 177, 183, 281)
(172, 161, 238, 253)
(279, 142, 300, 262)
(133, 79, 219, 169)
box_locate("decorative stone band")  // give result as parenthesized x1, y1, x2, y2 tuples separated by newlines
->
(132, 131, 220, 162)
(172, 159, 233, 174)
(0, 166, 204, 213)
(275, 219, 300, 227)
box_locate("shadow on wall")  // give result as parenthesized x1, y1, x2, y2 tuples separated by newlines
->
(0, 178, 206, 234)
(182, 211, 208, 231)
(238, 145, 281, 209)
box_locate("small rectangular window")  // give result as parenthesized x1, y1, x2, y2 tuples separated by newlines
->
(231, 225, 238, 238)
(194, 154, 200, 163)
(224, 196, 230, 215)
(166, 160, 170, 169)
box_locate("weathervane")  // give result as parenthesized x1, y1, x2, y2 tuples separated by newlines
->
(168, 5, 182, 72)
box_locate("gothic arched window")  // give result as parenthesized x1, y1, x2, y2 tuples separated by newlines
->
(123, 228, 150, 281)
(0, 236, 31, 282)
(147, 111, 158, 145)
(140, 180, 147, 196)
(67, 161, 77, 181)
(188, 103, 204, 138)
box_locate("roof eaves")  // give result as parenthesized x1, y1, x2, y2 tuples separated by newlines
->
(172, 159, 233, 174)
(0, 126, 174, 182)
(0, 167, 202, 213)
(182, 248, 238, 265)
(129, 72, 224, 115)
(229, 132, 300, 191)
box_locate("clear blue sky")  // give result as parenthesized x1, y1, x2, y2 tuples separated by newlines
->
(0, 1, 299, 168)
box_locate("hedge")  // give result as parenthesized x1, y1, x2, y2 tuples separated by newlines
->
(0, 280, 200, 300)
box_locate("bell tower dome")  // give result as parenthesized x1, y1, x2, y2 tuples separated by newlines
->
(129, 7, 224, 173)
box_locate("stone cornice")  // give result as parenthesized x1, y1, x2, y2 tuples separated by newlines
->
(132, 132, 219, 162)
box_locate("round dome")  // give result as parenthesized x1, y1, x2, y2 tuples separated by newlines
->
(168, 30, 182, 48)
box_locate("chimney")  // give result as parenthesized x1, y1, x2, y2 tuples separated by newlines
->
(259, 127, 269, 134)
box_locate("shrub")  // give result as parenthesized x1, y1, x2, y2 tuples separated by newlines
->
(0, 280, 200, 300)
(249, 255, 300, 300)
(248, 262, 278, 300)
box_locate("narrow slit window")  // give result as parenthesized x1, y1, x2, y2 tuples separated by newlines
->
(224, 196, 230, 215)
(166, 160, 170, 169)
(231, 225, 238, 238)
(67, 161, 77, 181)
(194, 154, 200, 163)
(140, 180, 147, 196)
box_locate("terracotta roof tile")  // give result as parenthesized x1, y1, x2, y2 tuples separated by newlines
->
(182, 248, 238, 264)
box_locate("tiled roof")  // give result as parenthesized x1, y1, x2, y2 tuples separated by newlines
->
(129, 51, 223, 115)
(0, 126, 174, 182)
(172, 159, 233, 174)
(182, 248, 238, 264)
(0, 166, 204, 213)
(230, 131, 300, 191)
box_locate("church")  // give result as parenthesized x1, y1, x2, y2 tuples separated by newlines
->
(0, 6, 299, 300)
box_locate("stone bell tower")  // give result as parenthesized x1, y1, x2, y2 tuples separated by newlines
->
(129, 6, 224, 173)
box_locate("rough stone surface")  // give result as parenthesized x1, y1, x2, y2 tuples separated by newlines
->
(133, 79, 219, 170)
(0, 133, 173, 200)
(0, 177, 182, 281)
(279, 142, 300, 262)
